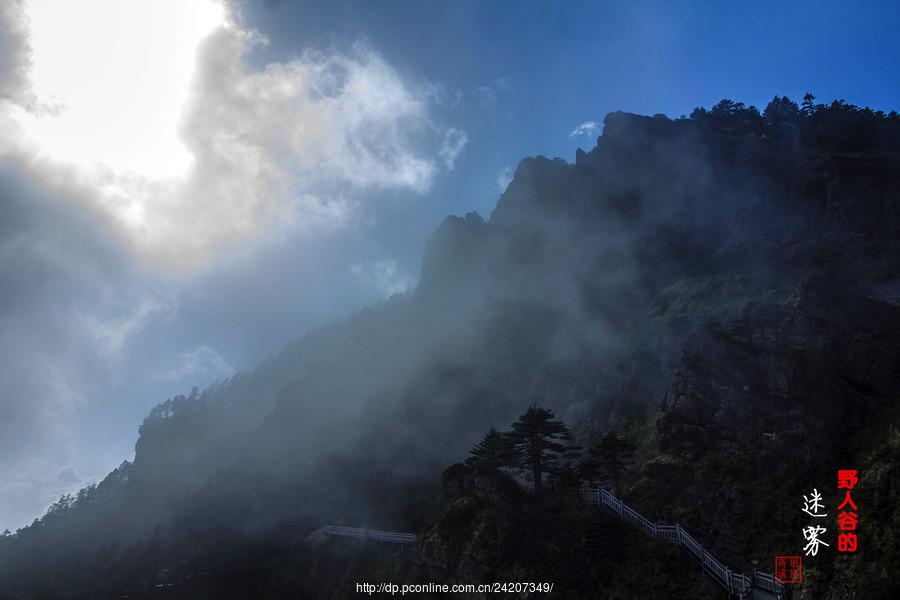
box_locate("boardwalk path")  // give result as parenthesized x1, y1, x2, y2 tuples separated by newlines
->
(314, 487, 784, 599)
(311, 524, 417, 544)
(584, 486, 783, 600)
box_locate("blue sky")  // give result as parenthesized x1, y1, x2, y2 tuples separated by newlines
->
(0, 0, 898, 532)
(248, 0, 900, 235)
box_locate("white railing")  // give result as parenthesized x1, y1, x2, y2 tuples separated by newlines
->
(319, 525, 417, 544)
(755, 570, 779, 593)
(314, 489, 782, 596)
(623, 504, 656, 536)
(584, 486, 782, 599)
(679, 526, 704, 560)
(732, 572, 752, 595)
(655, 524, 678, 541)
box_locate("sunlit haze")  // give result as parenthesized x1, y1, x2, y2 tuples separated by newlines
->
(16, 0, 225, 178)
(1, 3, 898, 596)
(3, 0, 446, 265)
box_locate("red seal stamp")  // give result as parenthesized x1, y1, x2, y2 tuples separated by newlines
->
(775, 555, 802, 583)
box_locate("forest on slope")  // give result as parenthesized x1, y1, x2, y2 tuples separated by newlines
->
(1, 95, 899, 599)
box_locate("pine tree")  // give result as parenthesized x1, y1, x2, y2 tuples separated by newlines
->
(507, 405, 572, 493)
(801, 93, 817, 117)
(466, 427, 515, 471)
(578, 452, 602, 487)
(546, 442, 583, 491)
(763, 96, 801, 128)
(589, 431, 636, 496)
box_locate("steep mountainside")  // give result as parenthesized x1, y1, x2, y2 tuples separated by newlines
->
(1, 96, 899, 599)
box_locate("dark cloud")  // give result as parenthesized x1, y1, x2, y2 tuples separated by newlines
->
(0, 163, 136, 528)
(0, 1, 31, 105)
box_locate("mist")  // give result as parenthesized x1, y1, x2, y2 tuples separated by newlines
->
(2, 2, 900, 598)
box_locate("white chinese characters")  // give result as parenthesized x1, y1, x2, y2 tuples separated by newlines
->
(802, 488, 828, 518)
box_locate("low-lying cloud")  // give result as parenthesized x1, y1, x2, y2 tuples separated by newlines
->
(351, 259, 412, 297)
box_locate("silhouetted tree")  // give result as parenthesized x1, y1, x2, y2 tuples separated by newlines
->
(691, 99, 764, 136)
(710, 99, 745, 117)
(763, 95, 801, 132)
(589, 431, 636, 496)
(507, 405, 572, 493)
(466, 427, 516, 471)
(546, 442, 583, 491)
(578, 452, 602, 487)
(801, 92, 817, 117)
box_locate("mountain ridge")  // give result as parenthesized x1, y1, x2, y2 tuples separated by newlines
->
(2, 95, 899, 599)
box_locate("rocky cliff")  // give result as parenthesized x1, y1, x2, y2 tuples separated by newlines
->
(2, 96, 899, 599)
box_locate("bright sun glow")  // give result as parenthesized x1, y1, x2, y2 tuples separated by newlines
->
(16, 0, 225, 178)
(2, 0, 440, 266)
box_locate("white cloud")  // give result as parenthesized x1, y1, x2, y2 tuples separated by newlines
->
(439, 128, 468, 170)
(496, 166, 513, 193)
(472, 77, 510, 108)
(1, 0, 465, 268)
(569, 120, 601, 137)
(84, 296, 174, 355)
(0, 0, 466, 532)
(158, 344, 234, 382)
(351, 259, 411, 297)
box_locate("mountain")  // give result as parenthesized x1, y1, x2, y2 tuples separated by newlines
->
(1, 96, 899, 599)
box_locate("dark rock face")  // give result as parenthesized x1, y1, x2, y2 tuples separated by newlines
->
(418, 464, 726, 600)
(412, 104, 900, 597)
(438, 463, 524, 506)
(417, 465, 525, 583)
(418, 212, 490, 300)
(638, 276, 900, 591)
(659, 278, 900, 460)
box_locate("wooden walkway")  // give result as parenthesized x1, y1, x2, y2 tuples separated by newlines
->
(584, 486, 784, 600)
